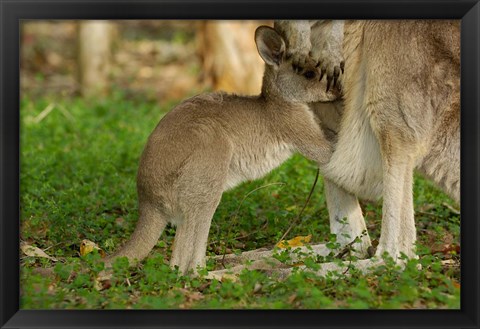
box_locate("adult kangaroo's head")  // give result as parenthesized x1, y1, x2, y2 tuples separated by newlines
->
(255, 25, 339, 103)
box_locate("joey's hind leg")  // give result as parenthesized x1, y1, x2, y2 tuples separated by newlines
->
(170, 199, 221, 275)
(169, 141, 231, 274)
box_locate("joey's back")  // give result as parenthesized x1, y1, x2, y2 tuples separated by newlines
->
(137, 89, 317, 197)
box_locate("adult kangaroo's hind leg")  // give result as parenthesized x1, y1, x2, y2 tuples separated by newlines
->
(324, 179, 372, 258)
(375, 146, 417, 260)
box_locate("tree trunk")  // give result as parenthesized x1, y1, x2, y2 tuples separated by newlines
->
(77, 21, 115, 97)
(197, 21, 268, 95)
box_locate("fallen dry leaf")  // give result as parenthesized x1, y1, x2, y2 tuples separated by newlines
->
(288, 294, 297, 304)
(276, 235, 312, 249)
(433, 243, 460, 255)
(220, 273, 239, 282)
(94, 270, 114, 291)
(186, 291, 204, 303)
(79, 239, 106, 257)
(20, 242, 58, 262)
(174, 287, 206, 309)
(253, 282, 262, 293)
(441, 259, 460, 268)
(442, 202, 460, 215)
(94, 278, 112, 291)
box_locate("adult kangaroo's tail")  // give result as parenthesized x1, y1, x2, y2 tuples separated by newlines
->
(105, 203, 167, 266)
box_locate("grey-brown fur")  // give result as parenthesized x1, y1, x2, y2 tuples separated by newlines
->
(105, 26, 335, 274)
(278, 20, 460, 260)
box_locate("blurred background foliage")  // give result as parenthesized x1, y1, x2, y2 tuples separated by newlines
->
(21, 20, 268, 101)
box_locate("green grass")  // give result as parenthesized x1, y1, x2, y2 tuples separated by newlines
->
(20, 93, 460, 309)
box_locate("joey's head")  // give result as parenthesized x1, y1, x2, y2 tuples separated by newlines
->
(255, 26, 339, 103)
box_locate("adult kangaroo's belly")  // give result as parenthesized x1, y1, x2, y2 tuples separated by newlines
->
(322, 106, 384, 201)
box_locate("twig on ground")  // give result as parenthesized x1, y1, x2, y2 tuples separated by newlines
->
(277, 168, 320, 244)
(219, 182, 286, 267)
(442, 202, 460, 215)
(32, 103, 75, 124)
(209, 220, 268, 246)
(33, 103, 56, 123)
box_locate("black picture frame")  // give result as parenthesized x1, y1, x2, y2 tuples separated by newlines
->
(1, 0, 479, 328)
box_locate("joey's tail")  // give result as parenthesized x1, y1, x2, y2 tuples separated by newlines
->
(105, 204, 168, 266)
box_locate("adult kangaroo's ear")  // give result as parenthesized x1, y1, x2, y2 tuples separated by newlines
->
(255, 26, 285, 67)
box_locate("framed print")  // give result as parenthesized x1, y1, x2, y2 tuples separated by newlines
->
(1, 0, 479, 328)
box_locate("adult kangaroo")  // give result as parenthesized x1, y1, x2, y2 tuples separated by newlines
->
(277, 20, 460, 261)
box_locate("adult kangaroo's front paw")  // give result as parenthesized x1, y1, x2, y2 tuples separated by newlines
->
(312, 48, 344, 91)
(289, 50, 311, 73)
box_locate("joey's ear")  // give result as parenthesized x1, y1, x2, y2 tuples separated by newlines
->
(255, 26, 286, 67)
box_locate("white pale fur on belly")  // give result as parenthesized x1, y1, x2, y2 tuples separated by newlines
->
(323, 103, 384, 201)
(225, 142, 293, 190)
